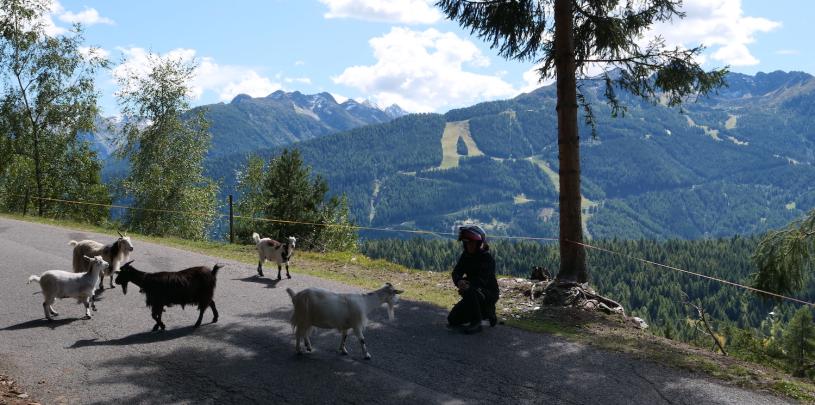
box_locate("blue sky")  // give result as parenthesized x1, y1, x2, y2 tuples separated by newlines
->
(50, 0, 813, 116)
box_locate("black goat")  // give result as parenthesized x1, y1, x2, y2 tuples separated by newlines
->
(115, 261, 222, 331)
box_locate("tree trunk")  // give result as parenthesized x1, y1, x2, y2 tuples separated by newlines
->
(553, 0, 586, 283)
(32, 125, 43, 216)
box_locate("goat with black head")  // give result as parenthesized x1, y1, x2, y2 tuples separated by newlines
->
(115, 260, 222, 331)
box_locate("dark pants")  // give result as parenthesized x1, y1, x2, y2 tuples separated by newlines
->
(448, 288, 496, 326)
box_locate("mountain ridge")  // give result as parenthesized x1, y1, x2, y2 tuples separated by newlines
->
(206, 70, 815, 240)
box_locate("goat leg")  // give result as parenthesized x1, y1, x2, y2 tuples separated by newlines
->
(304, 327, 313, 352)
(209, 300, 219, 324)
(286, 263, 291, 279)
(353, 328, 371, 360)
(257, 260, 264, 277)
(339, 330, 349, 355)
(151, 307, 165, 332)
(83, 300, 91, 319)
(194, 307, 206, 328)
(295, 328, 303, 355)
(277, 264, 282, 281)
(43, 302, 52, 321)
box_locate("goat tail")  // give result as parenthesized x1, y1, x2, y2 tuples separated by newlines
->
(286, 288, 296, 303)
(27, 275, 40, 285)
(68, 240, 78, 247)
(212, 264, 224, 277)
(252, 232, 261, 244)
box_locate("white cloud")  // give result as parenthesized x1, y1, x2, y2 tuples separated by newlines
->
(650, 0, 780, 66)
(776, 49, 800, 56)
(285, 77, 313, 85)
(78, 46, 110, 61)
(319, 0, 440, 24)
(333, 27, 517, 112)
(40, 1, 114, 36)
(59, 7, 114, 25)
(112, 47, 282, 102)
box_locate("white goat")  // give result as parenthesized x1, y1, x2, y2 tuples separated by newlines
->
(69, 232, 134, 291)
(252, 232, 296, 280)
(286, 283, 403, 360)
(27, 255, 109, 320)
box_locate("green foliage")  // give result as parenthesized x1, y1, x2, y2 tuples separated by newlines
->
(753, 210, 815, 296)
(455, 136, 467, 155)
(235, 149, 357, 251)
(783, 307, 815, 376)
(0, 0, 109, 222)
(116, 53, 218, 239)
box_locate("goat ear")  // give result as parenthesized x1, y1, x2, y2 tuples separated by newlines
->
(394, 289, 404, 294)
(123, 260, 135, 267)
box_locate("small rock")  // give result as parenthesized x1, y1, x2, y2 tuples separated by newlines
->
(18, 393, 29, 399)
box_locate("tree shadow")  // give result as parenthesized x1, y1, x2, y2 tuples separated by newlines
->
(233, 275, 280, 289)
(2, 317, 81, 330)
(69, 325, 200, 348)
(79, 320, 455, 405)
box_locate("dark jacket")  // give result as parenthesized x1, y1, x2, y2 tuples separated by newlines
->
(451, 246, 499, 303)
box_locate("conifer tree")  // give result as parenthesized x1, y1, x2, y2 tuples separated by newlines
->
(437, 0, 726, 282)
(783, 307, 815, 377)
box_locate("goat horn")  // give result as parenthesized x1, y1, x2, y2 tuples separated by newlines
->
(117, 230, 124, 237)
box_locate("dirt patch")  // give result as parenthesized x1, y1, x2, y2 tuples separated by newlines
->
(0, 374, 39, 405)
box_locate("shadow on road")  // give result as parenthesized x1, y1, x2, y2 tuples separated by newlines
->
(2, 317, 81, 330)
(233, 275, 281, 288)
(69, 325, 202, 348)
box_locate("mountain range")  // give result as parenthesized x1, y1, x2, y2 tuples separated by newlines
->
(203, 70, 815, 240)
(198, 90, 407, 159)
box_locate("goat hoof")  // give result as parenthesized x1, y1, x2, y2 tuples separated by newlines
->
(212, 318, 218, 324)
(340, 351, 348, 356)
(83, 315, 91, 320)
(287, 275, 292, 279)
(364, 355, 372, 360)
(193, 323, 201, 328)
(277, 276, 282, 281)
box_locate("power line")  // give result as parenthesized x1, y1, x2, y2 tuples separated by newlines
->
(4, 192, 813, 307)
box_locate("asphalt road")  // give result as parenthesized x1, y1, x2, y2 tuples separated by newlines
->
(0, 217, 790, 404)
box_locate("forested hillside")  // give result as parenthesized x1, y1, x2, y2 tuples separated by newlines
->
(209, 71, 815, 241)
(360, 236, 809, 344)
